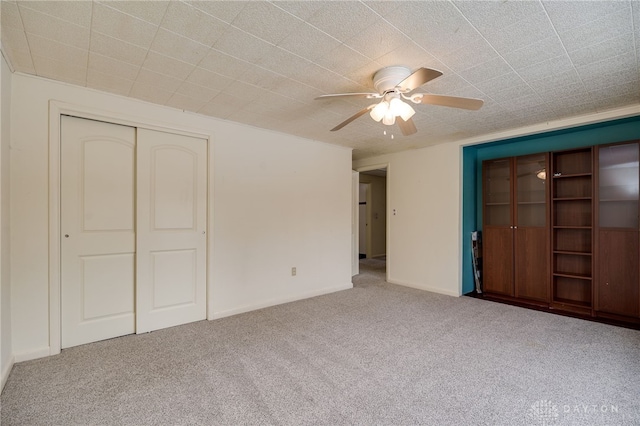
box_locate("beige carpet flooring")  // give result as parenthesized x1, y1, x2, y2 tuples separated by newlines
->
(2, 259, 639, 425)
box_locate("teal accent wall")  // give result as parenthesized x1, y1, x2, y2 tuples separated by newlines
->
(461, 115, 640, 294)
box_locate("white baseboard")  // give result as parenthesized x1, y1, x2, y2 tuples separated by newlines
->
(387, 278, 460, 297)
(1, 354, 14, 391)
(14, 346, 51, 363)
(211, 282, 353, 320)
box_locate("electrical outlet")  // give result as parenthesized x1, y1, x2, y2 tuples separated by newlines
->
(291, 267, 296, 276)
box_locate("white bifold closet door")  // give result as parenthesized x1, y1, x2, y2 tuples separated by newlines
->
(61, 116, 207, 349)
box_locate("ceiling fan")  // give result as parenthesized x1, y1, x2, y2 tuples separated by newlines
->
(315, 66, 484, 136)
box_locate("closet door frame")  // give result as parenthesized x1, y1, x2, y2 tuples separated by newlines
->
(48, 100, 213, 356)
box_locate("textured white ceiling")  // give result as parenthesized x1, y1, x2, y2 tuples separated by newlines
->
(2, 1, 639, 160)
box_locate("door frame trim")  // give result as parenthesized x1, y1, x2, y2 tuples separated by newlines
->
(48, 100, 212, 356)
(351, 171, 359, 276)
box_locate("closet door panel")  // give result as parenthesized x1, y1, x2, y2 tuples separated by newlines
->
(136, 128, 207, 333)
(61, 116, 136, 349)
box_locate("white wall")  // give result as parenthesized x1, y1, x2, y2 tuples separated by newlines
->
(353, 142, 462, 297)
(211, 122, 353, 317)
(1, 53, 13, 389)
(11, 73, 352, 361)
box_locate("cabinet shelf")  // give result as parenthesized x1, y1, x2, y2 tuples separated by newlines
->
(599, 226, 638, 231)
(553, 226, 592, 229)
(553, 272, 592, 280)
(553, 250, 591, 256)
(552, 298, 591, 308)
(552, 173, 592, 179)
(517, 201, 545, 205)
(553, 197, 592, 201)
(485, 202, 510, 206)
(599, 198, 638, 202)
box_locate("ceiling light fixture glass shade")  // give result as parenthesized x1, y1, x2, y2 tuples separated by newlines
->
(536, 169, 546, 180)
(369, 101, 389, 122)
(370, 96, 416, 125)
(389, 97, 415, 121)
(382, 111, 396, 125)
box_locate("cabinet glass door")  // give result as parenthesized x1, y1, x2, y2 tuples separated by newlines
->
(599, 143, 639, 229)
(484, 159, 511, 226)
(597, 142, 639, 317)
(517, 154, 546, 227)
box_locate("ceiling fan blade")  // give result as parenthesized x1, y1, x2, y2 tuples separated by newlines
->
(330, 105, 374, 131)
(417, 94, 484, 110)
(397, 117, 417, 136)
(397, 68, 443, 92)
(315, 93, 380, 100)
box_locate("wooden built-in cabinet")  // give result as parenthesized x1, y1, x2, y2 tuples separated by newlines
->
(482, 153, 549, 303)
(482, 142, 640, 327)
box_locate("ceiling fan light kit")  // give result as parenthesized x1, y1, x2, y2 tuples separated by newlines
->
(369, 95, 416, 125)
(315, 66, 484, 136)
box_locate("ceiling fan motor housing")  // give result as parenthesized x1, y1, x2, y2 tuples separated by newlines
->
(373, 66, 412, 94)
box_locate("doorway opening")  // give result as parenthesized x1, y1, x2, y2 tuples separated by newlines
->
(358, 182, 369, 260)
(357, 167, 387, 281)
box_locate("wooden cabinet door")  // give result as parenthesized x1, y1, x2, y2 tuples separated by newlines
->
(514, 154, 549, 302)
(596, 142, 639, 318)
(597, 230, 639, 317)
(483, 227, 514, 296)
(515, 227, 548, 301)
(483, 158, 514, 295)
